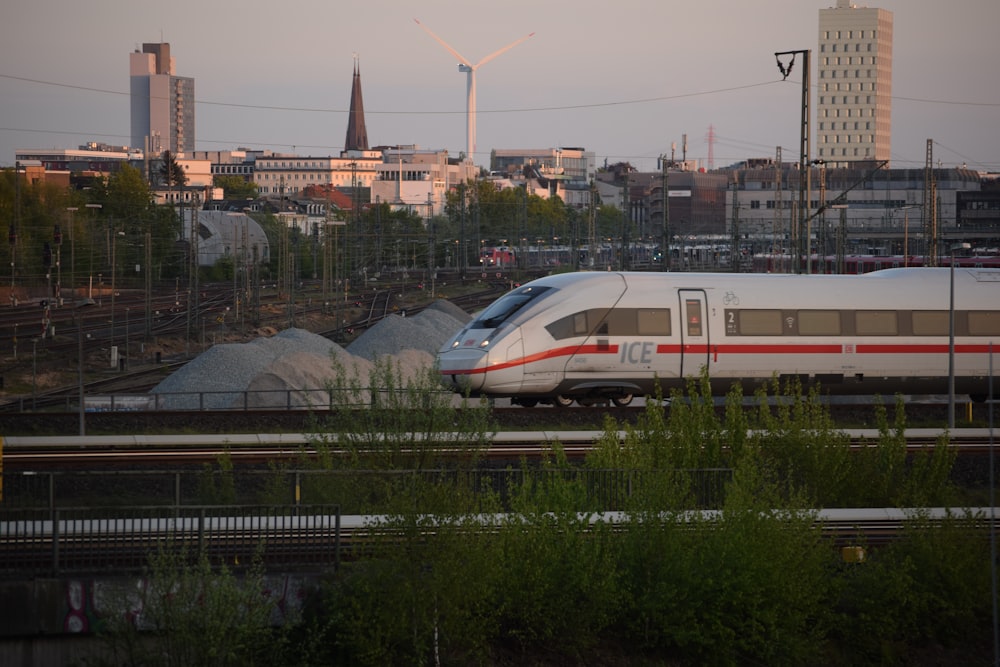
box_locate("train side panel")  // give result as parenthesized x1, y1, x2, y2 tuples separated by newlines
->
(554, 274, 685, 396)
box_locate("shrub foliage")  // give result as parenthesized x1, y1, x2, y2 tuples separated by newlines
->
(95, 365, 991, 665)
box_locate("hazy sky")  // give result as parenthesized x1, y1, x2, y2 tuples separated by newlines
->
(3, 0, 999, 172)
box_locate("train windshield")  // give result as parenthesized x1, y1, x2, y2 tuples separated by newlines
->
(470, 285, 554, 329)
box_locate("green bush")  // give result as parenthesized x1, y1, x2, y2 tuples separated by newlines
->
(123, 359, 985, 665)
(87, 548, 288, 667)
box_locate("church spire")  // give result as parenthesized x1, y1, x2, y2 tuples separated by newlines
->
(344, 55, 369, 152)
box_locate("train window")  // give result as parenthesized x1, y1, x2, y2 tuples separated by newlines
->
(546, 307, 673, 339)
(856, 310, 898, 335)
(969, 311, 1000, 336)
(686, 300, 703, 336)
(798, 310, 841, 335)
(912, 311, 949, 336)
(738, 310, 783, 335)
(470, 285, 553, 329)
(545, 311, 583, 340)
(637, 309, 671, 336)
(545, 308, 610, 340)
(607, 309, 638, 335)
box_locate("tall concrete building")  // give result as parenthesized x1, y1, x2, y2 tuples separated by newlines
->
(129, 42, 195, 155)
(817, 1, 892, 166)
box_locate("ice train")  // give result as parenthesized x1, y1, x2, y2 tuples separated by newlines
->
(437, 268, 1000, 406)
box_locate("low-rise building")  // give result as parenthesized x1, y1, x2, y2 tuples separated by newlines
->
(371, 146, 477, 218)
(253, 152, 381, 197)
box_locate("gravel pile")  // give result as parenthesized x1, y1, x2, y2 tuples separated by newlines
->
(151, 300, 471, 410)
(347, 306, 470, 361)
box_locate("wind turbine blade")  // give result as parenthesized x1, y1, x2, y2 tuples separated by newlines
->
(476, 32, 535, 68)
(414, 18, 472, 67)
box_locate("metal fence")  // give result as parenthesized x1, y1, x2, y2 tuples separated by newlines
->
(126, 387, 471, 412)
(0, 468, 732, 577)
(1, 468, 732, 512)
(0, 504, 343, 577)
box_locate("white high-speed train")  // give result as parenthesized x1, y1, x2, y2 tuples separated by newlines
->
(437, 268, 1000, 407)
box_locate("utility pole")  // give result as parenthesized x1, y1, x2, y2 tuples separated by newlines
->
(924, 139, 938, 266)
(192, 193, 200, 339)
(730, 174, 740, 272)
(587, 182, 597, 271)
(659, 154, 670, 272)
(322, 204, 329, 314)
(66, 207, 77, 303)
(775, 49, 811, 274)
(808, 159, 827, 274)
(816, 159, 827, 265)
(350, 161, 359, 278)
(144, 230, 152, 339)
(10, 161, 19, 307)
(774, 147, 783, 272)
(459, 182, 467, 280)
(620, 172, 630, 271)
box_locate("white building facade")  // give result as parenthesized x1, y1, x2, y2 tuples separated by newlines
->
(817, 1, 893, 166)
(253, 153, 381, 196)
(370, 147, 478, 219)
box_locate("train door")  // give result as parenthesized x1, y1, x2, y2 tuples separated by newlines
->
(678, 290, 710, 378)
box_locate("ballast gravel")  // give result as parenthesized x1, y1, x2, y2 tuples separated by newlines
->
(150, 300, 471, 409)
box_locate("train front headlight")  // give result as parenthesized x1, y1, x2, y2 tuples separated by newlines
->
(478, 325, 507, 349)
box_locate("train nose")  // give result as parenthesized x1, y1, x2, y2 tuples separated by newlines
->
(437, 347, 489, 392)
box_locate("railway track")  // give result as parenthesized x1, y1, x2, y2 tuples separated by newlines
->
(0, 394, 992, 439)
(0, 282, 505, 414)
(2, 428, 995, 467)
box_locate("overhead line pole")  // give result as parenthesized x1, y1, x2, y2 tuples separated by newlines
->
(775, 49, 810, 274)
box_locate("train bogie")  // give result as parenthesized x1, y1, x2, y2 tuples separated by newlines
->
(437, 268, 1000, 406)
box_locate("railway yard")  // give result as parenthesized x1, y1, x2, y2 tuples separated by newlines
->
(1, 274, 998, 665)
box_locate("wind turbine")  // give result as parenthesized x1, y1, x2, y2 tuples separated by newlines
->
(415, 18, 534, 162)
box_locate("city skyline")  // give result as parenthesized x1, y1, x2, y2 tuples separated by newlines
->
(2, 0, 998, 172)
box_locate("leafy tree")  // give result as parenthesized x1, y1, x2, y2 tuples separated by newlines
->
(0, 167, 77, 291)
(93, 164, 184, 284)
(105, 163, 154, 219)
(213, 174, 258, 199)
(159, 150, 188, 188)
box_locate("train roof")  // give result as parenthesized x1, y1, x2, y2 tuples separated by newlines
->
(529, 267, 999, 286)
(522, 268, 999, 309)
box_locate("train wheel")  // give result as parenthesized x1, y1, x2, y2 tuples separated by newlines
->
(612, 394, 633, 407)
(553, 395, 574, 408)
